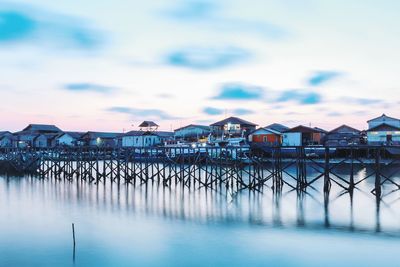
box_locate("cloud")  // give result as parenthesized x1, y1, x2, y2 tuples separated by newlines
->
(64, 83, 117, 94)
(166, 46, 250, 70)
(233, 108, 254, 115)
(0, 11, 36, 42)
(339, 97, 384, 105)
(212, 83, 263, 100)
(0, 8, 103, 50)
(107, 106, 178, 120)
(203, 107, 223, 115)
(277, 90, 322, 105)
(326, 112, 342, 117)
(157, 93, 174, 99)
(163, 0, 287, 39)
(308, 71, 342, 86)
(166, 0, 217, 20)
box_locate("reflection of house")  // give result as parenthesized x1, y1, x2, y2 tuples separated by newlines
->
(324, 125, 361, 146)
(210, 117, 257, 138)
(80, 132, 121, 147)
(248, 124, 289, 145)
(174, 125, 211, 141)
(367, 124, 400, 145)
(55, 132, 84, 146)
(282, 125, 326, 146)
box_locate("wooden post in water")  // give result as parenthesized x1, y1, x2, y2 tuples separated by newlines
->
(72, 223, 76, 247)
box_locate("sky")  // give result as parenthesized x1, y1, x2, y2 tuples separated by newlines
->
(1, 0, 399, 132)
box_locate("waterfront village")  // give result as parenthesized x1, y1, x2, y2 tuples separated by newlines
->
(0, 114, 399, 149)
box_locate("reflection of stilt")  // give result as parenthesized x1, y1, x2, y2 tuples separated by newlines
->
(375, 191, 381, 233)
(324, 190, 330, 228)
(374, 148, 382, 233)
(296, 191, 305, 227)
(273, 189, 282, 226)
(349, 189, 354, 231)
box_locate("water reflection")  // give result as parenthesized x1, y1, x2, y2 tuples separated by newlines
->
(1, 170, 400, 237)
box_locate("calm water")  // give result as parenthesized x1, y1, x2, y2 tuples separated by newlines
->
(1, 165, 400, 267)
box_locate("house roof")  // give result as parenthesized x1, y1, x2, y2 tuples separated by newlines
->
(314, 127, 328, 133)
(0, 134, 16, 141)
(123, 130, 174, 137)
(328, 124, 361, 134)
(155, 131, 174, 137)
(210, 117, 258, 127)
(367, 123, 400, 132)
(124, 130, 156, 137)
(81, 131, 122, 139)
(284, 125, 326, 133)
(43, 133, 60, 140)
(264, 123, 289, 133)
(139, 121, 159, 128)
(22, 124, 62, 132)
(0, 131, 12, 137)
(249, 127, 281, 136)
(367, 114, 400, 123)
(56, 131, 84, 139)
(64, 132, 84, 139)
(174, 124, 211, 132)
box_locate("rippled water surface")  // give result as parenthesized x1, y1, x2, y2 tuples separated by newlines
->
(1, 165, 400, 267)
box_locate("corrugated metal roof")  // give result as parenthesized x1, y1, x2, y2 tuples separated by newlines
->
(328, 125, 361, 134)
(284, 125, 326, 133)
(124, 131, 155, 137)
(210, 117, 257, 127)
(367, 114, 400, 123)
(174, 124, 210, 132)
(81, 131, 122, 139)
(264, 123, 289, 133)
(63, 132, 85, 139)
(249, 127, 281, 135)
(22, 124, 62, 132)
(139, 121, 159, 127)
(367, 123, 400, 132)
(155, 131, 174, 137)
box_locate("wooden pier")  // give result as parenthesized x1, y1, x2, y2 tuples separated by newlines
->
(0, 146, 399, 198)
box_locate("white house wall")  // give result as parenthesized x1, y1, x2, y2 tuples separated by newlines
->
(282, 132, 301, 146)
(367, 131, 400, 144)
(175, 127, 209, 138)
(57, 135, 75, 146)
(122, 135, 161, 147)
